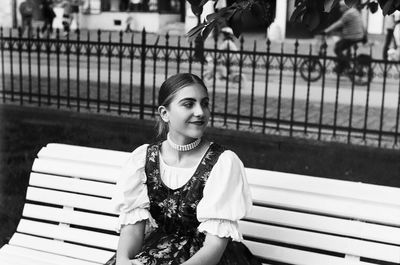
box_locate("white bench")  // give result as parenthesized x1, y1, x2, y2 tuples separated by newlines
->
(0, 143, 399, 265)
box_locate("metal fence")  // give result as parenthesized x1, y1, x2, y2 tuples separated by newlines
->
(1, 27, 400, 149)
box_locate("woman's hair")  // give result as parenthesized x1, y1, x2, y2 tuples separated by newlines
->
(156, 73, 208, 139)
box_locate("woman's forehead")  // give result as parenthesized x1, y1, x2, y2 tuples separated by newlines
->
(173, 84, 208, 100)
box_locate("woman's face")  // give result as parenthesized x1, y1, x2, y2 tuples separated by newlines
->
(160, 84, 210, 143)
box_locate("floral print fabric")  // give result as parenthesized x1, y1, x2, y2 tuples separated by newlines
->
(107, 142, 261, 265)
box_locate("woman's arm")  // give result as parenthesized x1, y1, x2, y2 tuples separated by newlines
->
(116, 220, 146, 265)
(181, 233, 229, 265)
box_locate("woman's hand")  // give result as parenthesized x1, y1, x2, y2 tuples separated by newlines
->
(181, 233, 228, 265)
(116, 221, 145, 265)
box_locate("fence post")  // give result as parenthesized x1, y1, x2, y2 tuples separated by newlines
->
(1, 27, 5, 103)
(290, 40, 299, 136)
(140, 28, 146, 119)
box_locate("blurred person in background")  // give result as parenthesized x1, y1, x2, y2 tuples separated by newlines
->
(19, 0, 34, 37)
(324, 1, 365, 74)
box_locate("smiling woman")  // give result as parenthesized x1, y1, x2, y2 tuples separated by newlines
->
(107, 73, 262, 265)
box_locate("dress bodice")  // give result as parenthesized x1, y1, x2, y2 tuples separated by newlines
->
(144, 142, 225, 237)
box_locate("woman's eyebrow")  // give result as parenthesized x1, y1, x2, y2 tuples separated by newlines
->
(178, 97, 209, 103)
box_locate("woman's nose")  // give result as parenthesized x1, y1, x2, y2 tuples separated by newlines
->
(193, 104, 204, 117)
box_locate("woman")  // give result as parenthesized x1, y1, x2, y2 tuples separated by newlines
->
(110, 73, 261, 265)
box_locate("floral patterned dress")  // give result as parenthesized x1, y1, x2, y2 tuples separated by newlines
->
(108, 142, 261, 265)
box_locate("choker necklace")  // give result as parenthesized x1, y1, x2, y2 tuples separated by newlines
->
(167, 133, 201, 152)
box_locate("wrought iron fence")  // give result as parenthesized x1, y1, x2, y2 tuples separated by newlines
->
(1, 27, 400, 149)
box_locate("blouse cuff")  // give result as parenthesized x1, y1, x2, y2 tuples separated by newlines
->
(116, 208, 152, 233)
(198, 219, 243, 242)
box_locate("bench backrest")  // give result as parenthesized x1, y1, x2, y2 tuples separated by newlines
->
(11, 143, 400, 265)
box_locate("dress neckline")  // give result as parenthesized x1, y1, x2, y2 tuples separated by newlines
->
(156, 142, 214, 192)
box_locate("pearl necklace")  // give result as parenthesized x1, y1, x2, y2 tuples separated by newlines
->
(167, 133, 201, 152)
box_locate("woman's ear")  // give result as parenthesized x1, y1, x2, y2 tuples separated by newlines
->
(158, 106, 169, 123)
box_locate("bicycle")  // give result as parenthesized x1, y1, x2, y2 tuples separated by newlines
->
(299, 34, 373, 86)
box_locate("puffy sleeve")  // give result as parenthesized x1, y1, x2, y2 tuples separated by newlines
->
(196, 150, 253, 242)
(111, 144, 153, 233)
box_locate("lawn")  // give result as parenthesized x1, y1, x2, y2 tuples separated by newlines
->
(0, 103, 399, 248)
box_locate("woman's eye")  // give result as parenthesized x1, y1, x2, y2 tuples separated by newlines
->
(202, 101, 209, 108)
(183, 102, 194, 108)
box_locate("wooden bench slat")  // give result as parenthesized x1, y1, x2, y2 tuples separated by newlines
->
(246, 206, 400, 245)
(0, 253, 54, 265)
(16, 219, 119, 250)
(32, 158, 120, 183)
(251, 186, 400, 226)
(22, 203, 117, 232)
(244, 240, 378, 265)
(246, 168, 400, 206)
(0, 245, 101, 265)
(9, 233, 114, 264)
(38, 144, 129, 167)
(29, 173, 114, 198)
(240, 221, 400, 263)
(26, 187, 115, 214)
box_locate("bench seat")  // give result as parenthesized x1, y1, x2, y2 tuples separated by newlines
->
(1, 143, 399, 265)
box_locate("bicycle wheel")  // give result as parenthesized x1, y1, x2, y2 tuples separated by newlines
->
(350, 54, 373, 86)
(299, 58, 323, 82)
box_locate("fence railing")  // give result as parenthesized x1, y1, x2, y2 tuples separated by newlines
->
(1, 27, 400, 149)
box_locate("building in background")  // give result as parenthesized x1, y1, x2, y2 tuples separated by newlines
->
(0, 0, 391, 37)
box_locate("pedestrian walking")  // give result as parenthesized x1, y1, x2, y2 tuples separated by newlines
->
(217, 27, 239, 79)
(41, 0, 56, 37)
(19, 0, 34, 37)
(62, 0, 72, 36)
(108, 73, 261, 265)
(383, 12, 400, 60)
(71, 0, 81, 32)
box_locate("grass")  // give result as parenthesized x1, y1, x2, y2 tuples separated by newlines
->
(1, 103, 400, 248)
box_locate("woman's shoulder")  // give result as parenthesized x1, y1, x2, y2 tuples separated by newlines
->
(209, 143, 243, 164)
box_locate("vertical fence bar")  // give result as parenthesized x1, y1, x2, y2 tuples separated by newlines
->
(176, 36, 181, 73)
(304, 44, 312, 135)
(97, 30, 101, 112)
(277, 43, 284, 131)
(66, 32, 71, 108)
(223, 44, 230, 126)
(27, 28, 33, 103)
(249, 41, 257, 128)
(211, 38, 218, 127)
(152, 36, 159, 116)
(56, 29, 61, 108)
(318, 40, 328, 140)
(86, 30, 91, 109)
(333, 54, 341, 138)
(378, 59, 388, 147)
(262, 39, 271, 134)
(46, 28, 51, 105)
(188, 41, 193, 73)
(76, 29, 81, 112)
(36, 28, 41, 106)
(164, 33, 169, 79)
(129, 33, 135, 114)
(10, 29, 15, 101)
(18, 27, 23, 105)
(107, 32, 112, 112)
(394, 66, 400, 146)
(236, 37, 244, 130)
(0, 27, 5, 102)
(118, 31, 123, 115)
(140, 28, 146, 119)
(362, 46, 373, 142)
(347, 46, 357, 144)
(290, 40, 299, 136)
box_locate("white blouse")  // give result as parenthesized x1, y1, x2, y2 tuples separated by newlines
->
(111, 144, 253, 242)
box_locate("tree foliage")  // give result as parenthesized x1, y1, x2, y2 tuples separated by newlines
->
(186, 0, 276, 42)
(186, 0, 399, 41)
(290, 0, 399, 31)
